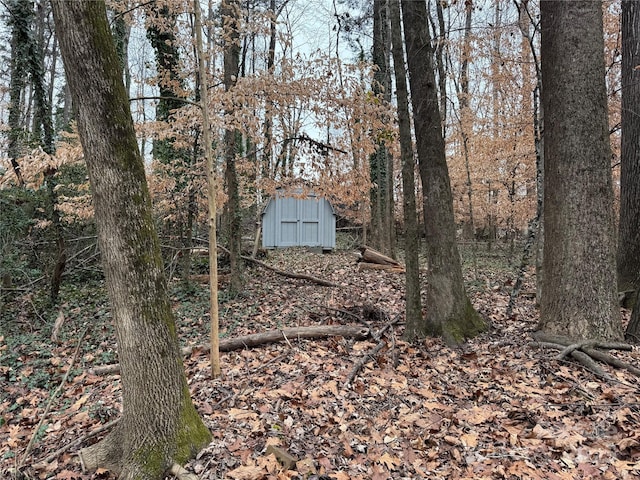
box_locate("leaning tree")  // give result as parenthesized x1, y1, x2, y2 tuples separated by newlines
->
(51, 1, 211, 478)
(400, 0, 486, 344)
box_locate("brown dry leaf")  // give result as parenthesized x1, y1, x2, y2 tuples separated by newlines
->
(228, 408, 258, 421)
(295, 457, 316, 475)
(370, 464, 388, 480)
(332, 472, 351, 480)
(460, 432, 479, 448)
(226, 465, 266, 480)
(56, 470, 80, 480)
(531, 424, 554, 439)
(552, 431, 586, 449)
(70, 394, 89, 412)
(457, 405, 496, 425)
(617, 436, 640, 450)
(378, 452, 400, 470)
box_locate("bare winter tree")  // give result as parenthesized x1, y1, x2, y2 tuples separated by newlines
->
(51, 1, 211, 477)
(618, 0, 640, 341)
(400, 0, 486, 343)
(389, 0, 421, 330)
(538, 0, 622, 341)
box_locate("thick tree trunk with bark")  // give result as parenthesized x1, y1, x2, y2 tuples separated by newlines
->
(401, 0, 485, 344)
(619, 1, 640, 341)
(51, 2, 211, 478)
(539, 0, 622, 341)
(389, 0, 422, 328)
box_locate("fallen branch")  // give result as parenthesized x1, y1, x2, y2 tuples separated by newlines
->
(345, 340, 386, 387)
(90, 325, 370, 375)
(36, 419, 119, 466)
(345, 314, 401, 386)
(20, 326, 89, 470)
(219, 245, 339, 287)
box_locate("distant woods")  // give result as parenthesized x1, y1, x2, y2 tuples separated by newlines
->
(0, 0, 635, 343)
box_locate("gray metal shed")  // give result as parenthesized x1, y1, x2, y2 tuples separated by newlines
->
(261, 190, 336, 250)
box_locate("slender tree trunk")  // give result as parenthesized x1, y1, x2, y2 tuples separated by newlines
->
(24, 0, 66, 304)
(193, 0, 221, 378)
(146, 3, 197, 278)
(456, 1, 477, 274)
(515, 0, 544, 304)
(222, 0, 243, 292)
(539, 0, 622, 341)
(401, 0, 485, 344)
(112, 6, 131, 93)
(619, 0, 640, 340)
(433, 0, 447, 133)
(51, 2, 211, 477)
(6, 0, 32, 186)
(261, 0, 277, 180)
(369, 0, 394, 256)
(390, 0, 421, 327)
(618, 0, 640, 293)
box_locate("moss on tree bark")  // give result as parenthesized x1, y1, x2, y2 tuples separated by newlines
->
(52, 1, 211, 478)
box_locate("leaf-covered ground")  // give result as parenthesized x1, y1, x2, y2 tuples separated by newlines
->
(2, 244, 640, 479)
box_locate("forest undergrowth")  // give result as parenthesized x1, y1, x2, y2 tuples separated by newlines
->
(1, 242, 640, 479)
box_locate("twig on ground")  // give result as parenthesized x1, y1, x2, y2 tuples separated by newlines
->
(345, 340, 386, 387)
(344, 314, 401, 386)
(37, 419, 119, 465)
(19, 326, 89, 470)
(219, 245, 339, 287)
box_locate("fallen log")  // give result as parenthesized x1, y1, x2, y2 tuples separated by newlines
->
(358, 245, 402, 266)
(89, 325, 370, 375)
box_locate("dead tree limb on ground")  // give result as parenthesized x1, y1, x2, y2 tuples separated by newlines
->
(529, 331, 637, 381)
(218, 245, 339, 287)
(90, 325, 370, 376)
(345, 314, 401, 386)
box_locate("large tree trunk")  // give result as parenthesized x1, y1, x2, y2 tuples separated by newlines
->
(389, 0, 422, 328)
(51, 2, 211, 478)
(539, 0, 622, 341)
(401, 0, 485, 344)
(618, 1, 640, 340)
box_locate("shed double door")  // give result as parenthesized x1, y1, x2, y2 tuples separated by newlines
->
(277, 196, 321, 247)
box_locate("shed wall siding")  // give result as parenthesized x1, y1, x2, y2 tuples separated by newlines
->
(262, 194, 335, 249)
